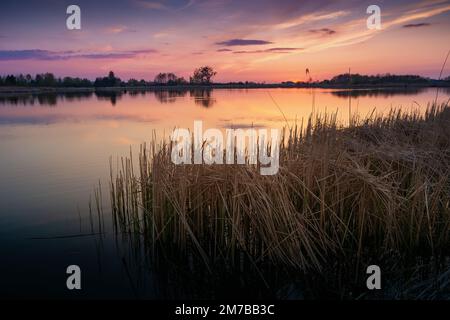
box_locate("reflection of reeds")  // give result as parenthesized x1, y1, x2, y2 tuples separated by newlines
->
(104, 104, 450, 297)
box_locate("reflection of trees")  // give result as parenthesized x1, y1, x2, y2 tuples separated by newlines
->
(190, 89, 216, 108)
(330, 88, 426, 98)
(0, 89, 208, 107)
(0, 92, 96, 107)
(94, 91, 123, 106)
(63, 92, 94, 101)
(153, 89, 188, 104)
(36, 93, 58, 106)
(0, 93, 63, 106)
(128, 89, 147, 97)
(0, 95, 36, 106)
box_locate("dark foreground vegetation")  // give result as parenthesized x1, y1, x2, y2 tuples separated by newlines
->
(93, 103, 450, 299)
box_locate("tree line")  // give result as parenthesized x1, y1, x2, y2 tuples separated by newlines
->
(1, 69, 448, 87)
(0, 66, 217, 87)
(325, 73, 440, 85)
(282, 73, 450, 86)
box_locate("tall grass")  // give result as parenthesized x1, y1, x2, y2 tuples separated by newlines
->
(105, 103, 450, 298)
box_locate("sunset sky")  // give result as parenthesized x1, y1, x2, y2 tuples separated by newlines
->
(0, 0, 449, 82)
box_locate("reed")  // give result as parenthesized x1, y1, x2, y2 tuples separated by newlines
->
(104, 103, 450, 297)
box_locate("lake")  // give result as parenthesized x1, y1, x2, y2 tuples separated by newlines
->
(0, 87, 449, 298)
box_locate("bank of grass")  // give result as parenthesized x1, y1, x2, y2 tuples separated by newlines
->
(106, 103, 450, 298)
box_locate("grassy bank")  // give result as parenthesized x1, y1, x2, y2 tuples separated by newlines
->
(103, 103, 450, 299)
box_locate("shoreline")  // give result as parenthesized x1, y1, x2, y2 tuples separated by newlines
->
(0, 83, 449, 95)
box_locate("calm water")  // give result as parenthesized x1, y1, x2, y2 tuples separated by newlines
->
(0, 87, 449, 298)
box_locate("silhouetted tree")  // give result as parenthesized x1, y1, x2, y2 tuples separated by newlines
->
(167, 73, 177, 82)
(154, 72, 186, 85)
(94, 71, 121, 87)
(42, 73, 57, 86)
(190, 66, 217, 84)
(5, 75, 17, 85)
(175, 77, 188, 85)
(127, 78, 139, 87)
(154, 73, 168, 84)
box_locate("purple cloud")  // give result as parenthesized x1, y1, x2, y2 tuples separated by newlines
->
(0, 49, 157, 61)
(233, 47, 303, 54)
(215, 39, 273, 46)
(403, 23, 431, 28)
(265, 47, 303, 52)
(309, 28, 336, 35)
(0, 50, 68, 61)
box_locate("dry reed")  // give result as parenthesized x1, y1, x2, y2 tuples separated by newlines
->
(104, 103, 450, 297)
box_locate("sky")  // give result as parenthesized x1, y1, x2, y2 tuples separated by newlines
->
(0, 0, 449, 82)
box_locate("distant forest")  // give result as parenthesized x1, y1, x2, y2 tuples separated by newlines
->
(0, 68, 449, 88)
(284, 73, 450, 86)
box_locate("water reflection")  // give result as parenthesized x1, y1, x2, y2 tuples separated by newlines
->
(1, 87, 449, 298)
(190, 89, 216, 108)
(0, 88, 218, 107)
(0, 88, 448, 129)
(1, 87, 447, 108)
(0, 92, 94, 107)
(154, 89, 187, 104)
(331, 87, 450, 98)
(331, 87, 424, 98)
(0, 93, 60, 106)
(94, 91, 123, 106)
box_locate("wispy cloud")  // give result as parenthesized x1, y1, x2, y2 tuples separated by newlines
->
(153, 32, 170, 38)
(0, 50, 72, 61)
(0, 49, 157, 61)
(402, 22, 431, 28)
(265, 47, 303, 52)
(385, 3, 450, 28)
(271, 10, 349, 30)
(216, 39, 273, 46)
(134, 0, 196, 11)
(105, 26, 137, 34)
(266, 2, 450, 59)
(309, 28, 336, 35)
(134, 0, 169, 10)
(233, 47, 303, 54)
